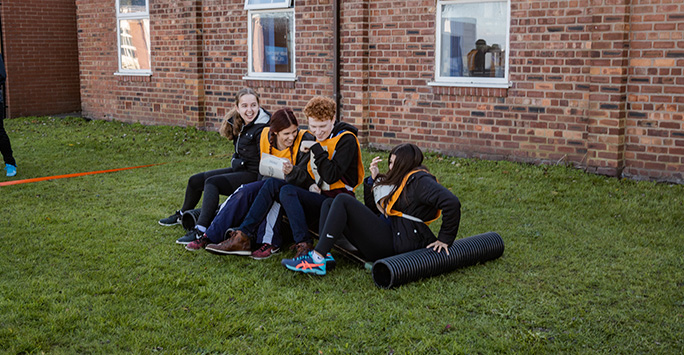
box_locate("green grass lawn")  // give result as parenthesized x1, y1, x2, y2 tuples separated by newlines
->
(1, 116, 683, 354)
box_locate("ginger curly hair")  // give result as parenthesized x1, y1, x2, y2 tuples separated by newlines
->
(303, 96, 336, 121)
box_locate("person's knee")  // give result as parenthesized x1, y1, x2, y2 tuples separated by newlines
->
(279, 185, 297, 202)
(188, 172, 205, 189)
(333, 193, 356, 207)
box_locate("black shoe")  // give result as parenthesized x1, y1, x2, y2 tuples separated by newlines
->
(159, 210, 182, 226)
(176, 228, 202, 245)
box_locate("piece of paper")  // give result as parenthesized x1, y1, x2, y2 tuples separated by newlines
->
(259, 153, 290, 180)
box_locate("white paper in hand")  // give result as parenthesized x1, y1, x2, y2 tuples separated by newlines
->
(259, 153, 289, 180)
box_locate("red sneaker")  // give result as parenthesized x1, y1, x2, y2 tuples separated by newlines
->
(251, 243, 281, 260)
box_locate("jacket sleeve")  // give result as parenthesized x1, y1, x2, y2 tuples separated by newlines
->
(413, 175, 461, 245)
(363, 176, 381, 213)
(285, 152, 315, 188)
(309, 134, 358, 185)
(284, 132, 316, 188)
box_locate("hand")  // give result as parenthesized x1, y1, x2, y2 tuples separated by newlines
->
(369, 156, 382, 180)
(426, 240, 450, 255)
(300, 140, 316, 153)
(309, 184, 321, 194)
(282, 161, 293, 175)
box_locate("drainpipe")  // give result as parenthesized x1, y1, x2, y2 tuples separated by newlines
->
(333, 0, 340, 121)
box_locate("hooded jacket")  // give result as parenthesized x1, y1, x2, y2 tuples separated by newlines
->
(307, 121, 363, 197)
(363, 170, 461, 253)
(230, 107, 270, 174)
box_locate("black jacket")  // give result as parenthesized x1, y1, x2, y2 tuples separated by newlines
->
(308, 121, 361, 195)
(231, 108, 270, 174)
(283, 131, 316, 188)
(364, 170, 461, 253)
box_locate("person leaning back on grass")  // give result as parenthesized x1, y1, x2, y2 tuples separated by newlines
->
(281, 143, 462, 276)
(206, 96, 364, 258)
(159, 88, 271, 243)
(184, 107, 315, 259)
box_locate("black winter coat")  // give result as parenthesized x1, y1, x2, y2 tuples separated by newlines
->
(364, 170, 461, 254)
(230, 108, 270, 174)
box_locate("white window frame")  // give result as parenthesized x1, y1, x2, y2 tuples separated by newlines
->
(244, 7, 297, 81)
(115, 0, 152, 76)
(244, 0, 292, 10)
(431, 0, 511, 88)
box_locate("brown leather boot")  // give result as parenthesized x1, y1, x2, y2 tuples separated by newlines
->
(205, 230, 251, 255)
(290, 241, 314, 259)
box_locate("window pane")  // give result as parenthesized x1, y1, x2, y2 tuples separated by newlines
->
(119, 19, 151, 70)
(251, 12, 294, 74)
(119, 0, 147, 14)
(440, 1, 507, 78)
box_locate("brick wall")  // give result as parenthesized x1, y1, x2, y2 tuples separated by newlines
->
(624, 1, 684, 181)
(1, 0, 81, 117)
(75, 0, 684, 183)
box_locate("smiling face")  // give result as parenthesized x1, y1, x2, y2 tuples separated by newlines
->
(236, 94, 259, 124)
(307, 117, 334, 141)
(275, 124, 299, 150)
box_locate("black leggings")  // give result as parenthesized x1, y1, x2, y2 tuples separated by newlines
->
(314, 194, 395, 262)
(181, 168, 257, 228)
(0, 110, 16, 167)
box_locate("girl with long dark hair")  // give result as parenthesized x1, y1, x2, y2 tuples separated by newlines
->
(281, 143, 462, 275)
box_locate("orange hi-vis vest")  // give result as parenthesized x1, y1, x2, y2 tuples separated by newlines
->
(384, 169, 441, 225)
(307, 130, 364, 191)
(259, 127, 306, 164)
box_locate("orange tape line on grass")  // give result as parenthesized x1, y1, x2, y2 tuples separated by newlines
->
(0, 163, 166, 187)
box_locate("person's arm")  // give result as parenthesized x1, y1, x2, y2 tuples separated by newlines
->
(310, 134, 358, 184)
(285, 152, 315, 188)
(284, 132, 316, 188)
(413, 175, 461, 246)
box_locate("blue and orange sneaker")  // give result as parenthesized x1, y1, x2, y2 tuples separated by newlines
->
(282, 251, 327, 275)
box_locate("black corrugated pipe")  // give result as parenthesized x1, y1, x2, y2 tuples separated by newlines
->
(332, 0, 341, 121)
(181, 208, 202, 231)
(371, 232, 505, 289)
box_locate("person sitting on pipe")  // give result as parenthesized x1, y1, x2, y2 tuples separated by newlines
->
(282, 143, 462, 276)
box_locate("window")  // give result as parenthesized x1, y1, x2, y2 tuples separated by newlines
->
(245, 2, 296, 81)
(116, 0, 151, 74)
(433, 0, 510, 88)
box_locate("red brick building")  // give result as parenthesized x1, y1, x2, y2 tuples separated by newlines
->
(0, 0, 81, 117)
(74, 0, 683, 183)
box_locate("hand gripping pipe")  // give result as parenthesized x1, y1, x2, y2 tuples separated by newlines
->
(181, 208, 202, 231)
(371, 232, 504, 289)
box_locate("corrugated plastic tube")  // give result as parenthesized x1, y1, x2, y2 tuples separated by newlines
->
(371, 232, 504, 289)
(181, 208, 202, 231)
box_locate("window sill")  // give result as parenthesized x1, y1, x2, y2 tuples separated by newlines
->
(242, 75, 297, 82)
(429, 81, 510, 98)
(428, 80, 511, 89)
(114, 71, 152, 77)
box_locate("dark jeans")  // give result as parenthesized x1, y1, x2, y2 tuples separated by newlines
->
(314, 194, 395, 262)
(237, 178, 288, 237)
(181, 167, 257, 228)
(278, 184, 330, 244)
(204, 180, 284, 246)
(0, 108, 16, 167)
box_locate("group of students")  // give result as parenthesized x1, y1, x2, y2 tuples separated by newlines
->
(158, 88, 462, 276)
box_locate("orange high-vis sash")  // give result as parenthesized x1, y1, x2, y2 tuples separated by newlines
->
(259, 127, 306, 164)
(306, 130, 364, 191)
(383, 169, 441, 225)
